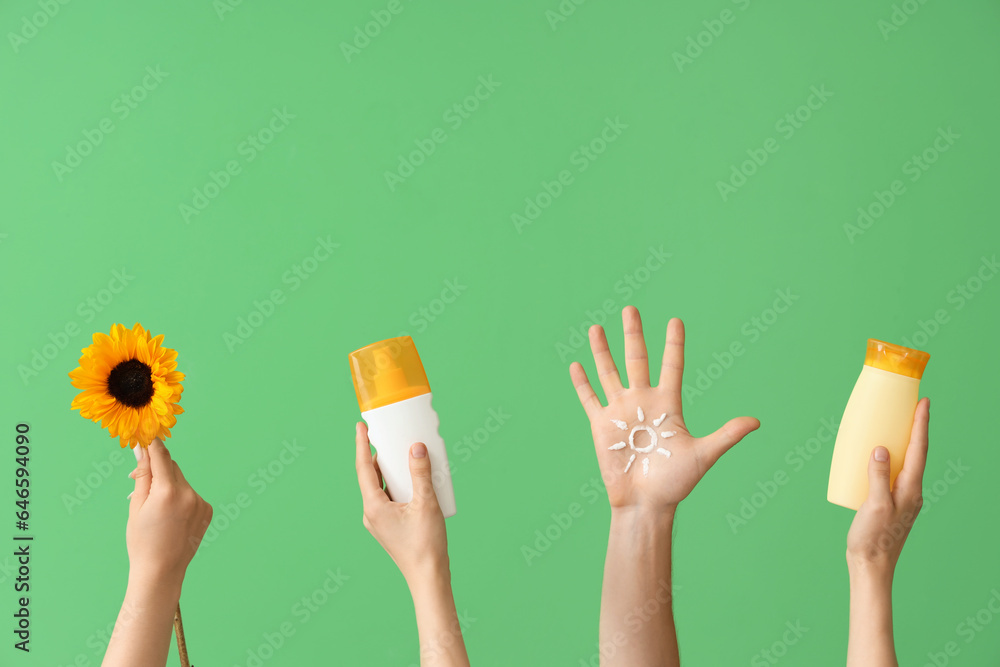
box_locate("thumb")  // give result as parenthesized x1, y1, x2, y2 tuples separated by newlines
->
(408, 443, 439, 508)
(866, 446, 893, 505)
(699, 416, 761, 469)
(129, 444, 152, 512)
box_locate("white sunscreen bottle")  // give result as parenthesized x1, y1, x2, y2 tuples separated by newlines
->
(827, 339, 930, 510)
(349, 336, 456, 518)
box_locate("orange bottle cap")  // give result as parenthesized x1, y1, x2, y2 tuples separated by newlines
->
(864, 339, 930, 379)
(349, 336, 431, 412)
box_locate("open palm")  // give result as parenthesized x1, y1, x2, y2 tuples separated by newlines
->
(570, 306, 760, 510)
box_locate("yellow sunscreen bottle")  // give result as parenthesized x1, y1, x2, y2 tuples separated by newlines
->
(827, 339, 930, 510)
(349, 336, 457, 517)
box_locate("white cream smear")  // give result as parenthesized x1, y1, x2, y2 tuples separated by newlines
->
(608, 405, 673, 477)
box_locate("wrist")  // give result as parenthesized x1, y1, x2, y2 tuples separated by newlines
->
(611, 504, 676, 530)
(847, 556, 894, 589)
(127, 568, 184, 603)
(405, 554, 451, 599)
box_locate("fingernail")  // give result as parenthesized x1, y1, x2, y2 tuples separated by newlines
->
(126, 491, 133, 500)
(134, 446, 144, 462)
(128, 469, 136, 479)
(874, 446, 889, 462)
(412, 443, 427, 459)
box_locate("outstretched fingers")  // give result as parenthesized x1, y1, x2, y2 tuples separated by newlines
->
(622, 306, 650, 388)
(569, 362, 603, 419)
(657, 317, 686, 416)
(589, 325, 624, 400)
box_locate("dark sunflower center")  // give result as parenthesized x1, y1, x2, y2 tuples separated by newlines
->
(106, 359, 154, 408)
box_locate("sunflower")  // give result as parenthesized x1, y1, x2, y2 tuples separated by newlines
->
(69, 323, 184, 448)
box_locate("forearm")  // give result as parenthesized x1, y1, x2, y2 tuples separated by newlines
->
(101, 575, 181, 667)
(408, 561, 470, 667)
(846, 562, 897, 667)
(601, 507, 678, 667)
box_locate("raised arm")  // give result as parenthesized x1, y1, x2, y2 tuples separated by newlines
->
(569, 307, 759, 666)
(102, 439, 213, 667)
(845, 398, 930, 667)
(355, 423, 470, 667)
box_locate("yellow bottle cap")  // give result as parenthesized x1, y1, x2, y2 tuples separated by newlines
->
(349, 336, 431, 412)
(864, 339, 930, 379)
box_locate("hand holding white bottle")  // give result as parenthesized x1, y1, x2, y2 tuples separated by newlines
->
(349, 336, 457, 517)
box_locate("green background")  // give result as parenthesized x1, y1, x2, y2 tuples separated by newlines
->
(2, 0, 999, 664)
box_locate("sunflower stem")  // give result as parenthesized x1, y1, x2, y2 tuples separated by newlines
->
(173, 602, 191, 667)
